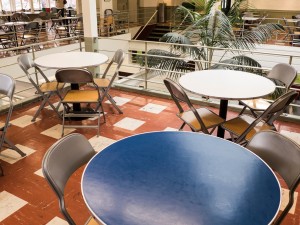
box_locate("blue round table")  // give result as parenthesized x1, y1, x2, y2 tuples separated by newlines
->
(82, 131, 281, 225)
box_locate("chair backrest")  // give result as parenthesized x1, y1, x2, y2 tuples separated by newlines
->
(24, 21, 39, 31)
(10, 13, 21, 21)
(55, 68, 94, 84)
(0, 73, 16, 131)
(164, 78, 209, 133)
(101, 49, 125, 95)
(17, 54, 50, 91)
(267, 63, 297, 90)
(51, 7, 58, 13)
(21, 13, 31, 22)
(0, 73, 15, 99)
(33, 18, 43, 26)
(262, 90, 298, 124)
(42, 133, 96, 225)
(236, 90, 298, 143)
(246, 130, 300, 224)
(102, 49, 125, 80)
(104, 9, 113, 16)
(282, 17, 293, 35)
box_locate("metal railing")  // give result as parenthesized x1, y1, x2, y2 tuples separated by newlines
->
(0, 35, 300, 122)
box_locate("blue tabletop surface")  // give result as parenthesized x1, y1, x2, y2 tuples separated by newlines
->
(82, 131, 281, 225)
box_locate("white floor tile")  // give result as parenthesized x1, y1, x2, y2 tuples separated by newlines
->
(280, 130, 300, 145)
(46, 217, 68, 225)
(0, 145, 35, 164)
(88, 112, 106, 121)
(89, 136, 116, 152)
(139, 103, 167, 114)
(113, 117, 145, 131)
(10, 115, 41, 128)
(280, 188, 298, 214)
(105, 96, 131, 106)
(41, 124, 75, 139)
(0, 191, 28, 222)
(45, 102, 64, 112)
(34, 168, 44, 178)
(164, 127, 178, 131)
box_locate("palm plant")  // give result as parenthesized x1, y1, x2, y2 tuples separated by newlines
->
(142, 0, 283, 77)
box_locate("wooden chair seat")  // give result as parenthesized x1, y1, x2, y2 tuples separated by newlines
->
(40, 82, 64, 92)
(164, 78, 224, 134)
(62, 90, 99, 103)
(178, 108, 224, 132)
(94, 78, 110, 87)
(240, 99, 271, 111)
(221, 114, 273, 142)
(86, 217, 102, 225)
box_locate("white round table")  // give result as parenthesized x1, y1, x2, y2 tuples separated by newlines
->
(179, 70, 275, 137)
(34, 52, 108, 112)
(34, 52, 108, 69)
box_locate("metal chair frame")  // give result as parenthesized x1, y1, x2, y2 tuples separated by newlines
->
(246, 130, 300, 225)
(42, 133, 97, 225)
(94, 49, 125, 116)
(222, 90, 298, 145)
(55, 68, 103, 137)
(0, 73, 26, 176)
(164, 78, 224, 134)
(17, 54, 63, 122)
(239, 63, 297, 117)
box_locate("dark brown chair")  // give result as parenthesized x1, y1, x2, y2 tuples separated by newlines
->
(246, 130, 300, 225)
(42, 133, 99, 225)
(239, 63, 297, 117)
(55, 68, 103, 137)
(20, 21, 41, 50)
(164, 78, 224, 134)
(222, 90, 298, 145)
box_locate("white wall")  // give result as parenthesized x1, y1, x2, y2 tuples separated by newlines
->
(249, 0, 300, 11)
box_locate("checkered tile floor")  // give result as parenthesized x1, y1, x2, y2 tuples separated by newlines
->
(0, 89, 300, 225)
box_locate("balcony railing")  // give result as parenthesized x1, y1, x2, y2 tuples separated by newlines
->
(0, 35, 299, 122)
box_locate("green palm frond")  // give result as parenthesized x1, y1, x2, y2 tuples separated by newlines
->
(210, 55, 262, 74)
(141, 49, 194, 77)
(160, 32, 205, 59)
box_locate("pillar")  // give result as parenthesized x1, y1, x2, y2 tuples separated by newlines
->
(82, 0, 99, 76)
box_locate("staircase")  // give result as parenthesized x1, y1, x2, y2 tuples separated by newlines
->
(134, 24, 171, 42)
(146, 24, 171, 41)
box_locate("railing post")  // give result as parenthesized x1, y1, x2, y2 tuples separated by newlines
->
(31, 46, 39, 85)
(289, 55, 293, 65)
(79, 37, 83, 51)
(144, 41, 148, 90)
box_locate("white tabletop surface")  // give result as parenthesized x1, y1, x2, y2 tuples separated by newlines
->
(4, 21, 29, 26)
(242, 17, 260, 21)
(179, 70, 276, 100)
(34, 52, 109, 69)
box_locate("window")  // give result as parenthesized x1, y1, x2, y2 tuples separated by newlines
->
(23, 0, 30, 9)
(2, 0, 11, 11)
(67, 0, 76, 8)
(33, 0, 41, 10)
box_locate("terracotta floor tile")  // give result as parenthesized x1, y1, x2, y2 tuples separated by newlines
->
(0, 89, 299, 225)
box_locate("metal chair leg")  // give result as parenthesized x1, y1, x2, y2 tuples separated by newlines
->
(105, 93, 123, 114)
(4, 137, 26, 157)
(0, 163, 3, 176)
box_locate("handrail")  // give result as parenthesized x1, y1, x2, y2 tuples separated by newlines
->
(134, 10, 158, 40)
